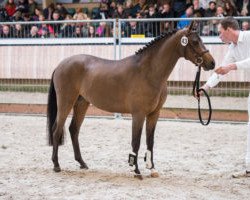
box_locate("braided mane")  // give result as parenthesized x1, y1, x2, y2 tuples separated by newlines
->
(135, 29, 178, 55)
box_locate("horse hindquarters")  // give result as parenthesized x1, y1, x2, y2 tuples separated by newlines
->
(47, 72, 80, 172)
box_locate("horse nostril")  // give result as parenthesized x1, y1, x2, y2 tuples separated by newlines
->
(211, 61, 215, 68)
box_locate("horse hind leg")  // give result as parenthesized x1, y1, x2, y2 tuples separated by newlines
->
(69, 96, 89, 169)
(52, 93, 79, 172)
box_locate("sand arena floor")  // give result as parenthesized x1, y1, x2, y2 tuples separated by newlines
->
(0, 114, 250, 200)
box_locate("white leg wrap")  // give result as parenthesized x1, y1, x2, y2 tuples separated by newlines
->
(145, 150, 153, 169)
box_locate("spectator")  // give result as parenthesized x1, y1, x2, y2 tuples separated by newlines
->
(96, 21, 110, 37)
(113, 4, 126, 18)
(193, 0, 205, 17)
(200, 0, 212, 9)
(124, 15, 145, 37)
(28, 0, 37, 17)
(74, 12, 88, 31)
(22, 13, 32, 34)
(177, 3, 194, 29)
(0, 5, 8, 21)
(5, 0, 16, 17)
(13, 23, 25, 38)
(172, 0, 187, 17)
(37, 14, 54, 38)
(211, 5, 225, 34)
(16, 0, 29, 14)
(52, 10, 62, 37)
(132, 0, 149, 16)
(160, 2, 174, 18)
(61, 14, 75, 38)
(99, 0, 108, 19)
(203, 1, 217, 35)
(159, 2, 174, 32)
(72, 26, 84, 38)
(43, 2, 54, 20)
(145, 4, 161, 37)
(88, 25, 96, 38)
(0, 24, 11, 38)
(32, 7, 41, 21)
(124, 0, 134, 18)
(224, 0, 238, 16)
(235, 0, 250, 16)
(12, 10, 23, 21)
(107, 0, 116, 18)
(242, 20, 250, 31)
(204, 0, 217, 17)
(55, 3, 68, 19)
(28, 25, 39, 38)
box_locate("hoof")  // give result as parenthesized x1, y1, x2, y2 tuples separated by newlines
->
(134, 174, 143, 180)
(54, 166, 61, 172)
(151, 171, 159, 178)
(80, 164, 89, 169)
(232, 171, 250, 178)
(150, 169, 159, 178)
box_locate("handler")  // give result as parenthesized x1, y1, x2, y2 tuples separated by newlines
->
(201, 17, 250, 177)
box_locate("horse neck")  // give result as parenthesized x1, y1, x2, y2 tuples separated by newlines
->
(142, 33, 182, 85)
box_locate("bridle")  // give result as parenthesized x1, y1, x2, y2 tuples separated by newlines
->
(182, 32, 212, 125)
(183, 32, 209, 66)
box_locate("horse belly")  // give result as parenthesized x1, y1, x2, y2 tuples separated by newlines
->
(80, 81, 129, 113)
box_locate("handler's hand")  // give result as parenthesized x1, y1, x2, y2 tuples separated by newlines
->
(195, 84, 209, 99)
(215, 64, 237, 75)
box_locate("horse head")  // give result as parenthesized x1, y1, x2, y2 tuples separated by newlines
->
(180, 21, 215, 71)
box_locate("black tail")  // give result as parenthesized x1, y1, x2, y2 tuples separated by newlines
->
(47, 72, 64, 146)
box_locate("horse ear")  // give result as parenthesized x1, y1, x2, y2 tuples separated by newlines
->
(188, 21, 198, 32)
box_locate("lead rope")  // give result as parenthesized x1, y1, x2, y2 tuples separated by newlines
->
(192, 66, 212, 126)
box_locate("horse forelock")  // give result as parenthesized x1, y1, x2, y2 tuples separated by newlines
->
(135, 29, 178, 55)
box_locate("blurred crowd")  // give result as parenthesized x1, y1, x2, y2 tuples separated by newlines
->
(0, 0, 249, 38)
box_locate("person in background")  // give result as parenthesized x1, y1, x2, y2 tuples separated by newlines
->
(51, 10, 62, 38)
(28, 25, 39, 38)
(107, 0, 117, 18)
(5, 0, 16, 18)
(0, 24, 12, 38)
(204, 0, 217, 17)
(223, 0, 238, 16)
(61, 14, 75, 38)
(37, 14, 54, 38)
(43, 2, 54, 20)
(193, 0, 205, 17)
(177, 3, 194, 29)
(123, 0, 134, 18)
(72, 26, 84, 38)
(13, 23, 25, 37)
(28, 0, 37, 17)
(200, 17, 250, 177)
(88, 25, 96, 38)
(145, 4, 160, 37)
(55, 3, 68, 19)
(16, 0, 29, 15)
(242, 20, 250, 31)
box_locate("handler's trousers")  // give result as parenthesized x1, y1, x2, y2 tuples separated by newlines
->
(247, 95, 250, 171)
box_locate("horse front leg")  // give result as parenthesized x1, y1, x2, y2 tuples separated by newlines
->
(145, 111, 160, 178)
(129, 113, 145, 180)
